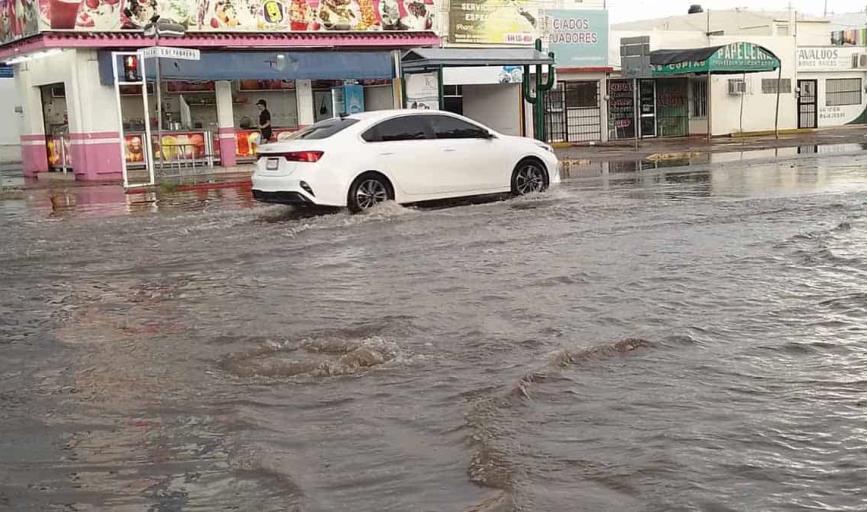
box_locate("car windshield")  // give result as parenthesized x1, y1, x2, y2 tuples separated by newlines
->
(288, 118, 359, 140)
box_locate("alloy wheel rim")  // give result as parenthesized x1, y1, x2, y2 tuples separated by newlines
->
(516, 165, 545, 194)
(356, 179, 389, 209)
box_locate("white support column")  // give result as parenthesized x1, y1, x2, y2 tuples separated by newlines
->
(296, 79, 315, 126)
(65, 49, 124, 181)
(600, 74, 609, 142)
(14, 63, 49, 177)
(215, 80, 237, 166)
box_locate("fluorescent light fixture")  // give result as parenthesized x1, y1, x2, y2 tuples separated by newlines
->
(3, 48, 63, 65)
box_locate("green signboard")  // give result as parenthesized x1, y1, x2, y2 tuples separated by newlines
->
(652, 42, 779, 77)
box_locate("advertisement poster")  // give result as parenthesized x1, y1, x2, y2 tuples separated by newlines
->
(449, 0, 536, 45)
(24, 0, 433, 35)
(343, 83, 364, 114)
(46, 135, 71, 168)
(124, 133, 147, 164)
(405, 71, 437, 110)
(0, 0, 40, 43)
(238, 79, 295, 91)
(233, 127, 295, 158)
(544, 9, 607, 68)
(607, 79, 635, 139)
(166, 80, 214, 93)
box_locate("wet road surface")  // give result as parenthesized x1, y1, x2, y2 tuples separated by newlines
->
(1, 153, 866, 511)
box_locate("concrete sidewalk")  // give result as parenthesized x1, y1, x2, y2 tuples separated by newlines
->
(555, 125, 867, 162)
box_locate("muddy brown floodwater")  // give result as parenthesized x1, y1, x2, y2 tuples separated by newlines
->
(1, 153, 866, 511)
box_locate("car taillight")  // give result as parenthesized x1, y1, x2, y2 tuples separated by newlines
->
(285, 151, 324, 162)
(258, 151, 324, 163)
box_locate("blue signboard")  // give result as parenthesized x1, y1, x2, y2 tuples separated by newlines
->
(545, 9, 609, 68)
(0, 65, 13, 78)
(343, 83, 365, 114)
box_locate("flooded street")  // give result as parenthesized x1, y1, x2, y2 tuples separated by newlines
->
(1, 152, 866, 511)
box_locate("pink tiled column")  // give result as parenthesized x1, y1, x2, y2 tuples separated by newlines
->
(20, 135, 49, 177)
(69, 132, 124, 182)
(217, 128, 237, 167)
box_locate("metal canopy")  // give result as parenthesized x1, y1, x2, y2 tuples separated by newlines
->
(650, 42, 780, 76)
(402, 47, 553, 72)
(98, 50, 395, 85)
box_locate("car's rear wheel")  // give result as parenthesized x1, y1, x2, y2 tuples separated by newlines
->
(348, 173, 394, 213)
(511, 159, 549, 196)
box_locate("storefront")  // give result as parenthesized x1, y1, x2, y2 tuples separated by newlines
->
(610, 41, 786, 139)
(796, 46, 867, 128)
(543, 9, 610, 144)
(401, 48, 553, 137)
(0, 0, 438, 181)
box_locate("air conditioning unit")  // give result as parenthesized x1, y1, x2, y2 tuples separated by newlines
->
(852, 54, 867, 68)
(728, 79, 747, 95)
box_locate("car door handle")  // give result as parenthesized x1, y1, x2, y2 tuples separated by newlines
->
(379, 152, 396, 156)
(442, 148, 457, 152)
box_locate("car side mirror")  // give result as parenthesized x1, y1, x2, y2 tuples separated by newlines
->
(484, 130, 496, 139)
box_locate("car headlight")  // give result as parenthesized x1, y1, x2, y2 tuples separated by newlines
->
(535, 141, 554, 153)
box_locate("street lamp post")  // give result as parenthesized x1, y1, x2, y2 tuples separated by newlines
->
(143, 17, 186, 172)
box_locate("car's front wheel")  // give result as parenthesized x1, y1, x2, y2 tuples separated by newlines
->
(511, 159, 549, 196)
(347, 173, 394, 213)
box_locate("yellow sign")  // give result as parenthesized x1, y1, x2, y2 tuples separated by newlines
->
(448, 0, 537, 45)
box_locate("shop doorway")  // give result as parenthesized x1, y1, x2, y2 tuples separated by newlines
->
(797, 79, 817, 129)
(639, 79, 657, 138)
(545, 81, 601, 143)
(656, 79, 689, 137)
(40, 83, 70, 172)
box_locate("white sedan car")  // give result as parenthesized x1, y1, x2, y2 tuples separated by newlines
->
(252, 110, 559, 212)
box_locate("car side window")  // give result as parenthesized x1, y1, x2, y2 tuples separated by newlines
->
(362, 116, 432, 142)
(427, 115, 490, 139)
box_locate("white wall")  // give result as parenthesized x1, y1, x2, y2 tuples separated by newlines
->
(0, 78, 22, 163)
(707, 35, 797, 135)
(463, 84, 522, 136)
(364, 85, 394, 111)
(233, 89, 297, 128)
(800, 71, 867, 127)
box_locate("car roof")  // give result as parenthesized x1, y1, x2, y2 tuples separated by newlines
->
(347, 109, 456, 122)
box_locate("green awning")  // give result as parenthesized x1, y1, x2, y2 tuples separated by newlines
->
(650, 42, 780, 76)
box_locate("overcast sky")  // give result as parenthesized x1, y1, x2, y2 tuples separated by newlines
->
(607, 0, 867, 23)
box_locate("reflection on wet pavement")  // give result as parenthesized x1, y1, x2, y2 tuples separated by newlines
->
(1, 151, 866, 511)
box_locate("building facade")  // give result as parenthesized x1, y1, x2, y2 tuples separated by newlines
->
(0, 0, 438, 180)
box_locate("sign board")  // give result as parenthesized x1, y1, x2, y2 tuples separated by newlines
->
(343, 83, 364, 114)
(607, 79, 635, 139)
(405, 71, 438, 110)
(0, 0, 435, 47)
(544, 9, 608, 68)
(620, 36, 651, 79)
(139, 47, 201, 61)
(443, 66, 523, 85)
(652, 42, 778, 77)
(449, 0, 537, 45)
(798, 47, 866, 72)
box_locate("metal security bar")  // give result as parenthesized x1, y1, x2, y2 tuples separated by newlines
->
(545, 81, 602, 143)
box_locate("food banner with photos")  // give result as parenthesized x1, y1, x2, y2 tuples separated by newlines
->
(46, 136, 71, 168)
(0, 0, 40, 43)
(8, 0, 433, 39)
(229, 128, 297, 159)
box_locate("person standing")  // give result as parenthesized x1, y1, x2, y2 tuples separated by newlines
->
(256, 99, 273, 143)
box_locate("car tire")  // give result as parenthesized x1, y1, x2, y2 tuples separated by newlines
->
(511, 158, 549, 196)
(347, 172, 394, 213)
